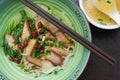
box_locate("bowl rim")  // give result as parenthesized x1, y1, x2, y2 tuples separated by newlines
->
(79, 0, 120, 30)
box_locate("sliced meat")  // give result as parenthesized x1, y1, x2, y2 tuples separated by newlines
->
(25, 39, 53, 68)
(49, 47, 68, 56)
(21, 20, 31, 42)
(6, 34, 15, 48)
(26, 56, 53, 69)
(40, 19, 58, 34)
(45, 32, 54, 40)
(40, 18, 70, 44)
(44, 23, 59, 34)
(45, 51, 63, 66)
(6, 34, 18, 50)
(55, 31, 71, 44)
(40, 59, 53, 68)
(25, 39, 36, 56)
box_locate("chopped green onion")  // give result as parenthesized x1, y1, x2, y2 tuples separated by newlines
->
(54, 71, 58, 75)
(36, 54, 43, 58)
(57, 41, 63, 48)
(97, 19, 107, 25)
(31, 66, 35, 70)
(42, 33, 46, 37)
(29, 19, 36, 30)
(71, 54, 75, 58)
(32, 50, 40, 58)
(49, 38, 56, 42)
(44, 50, 51, 56)
(20, 10, 27, 20)
(34, 76, 38, 78)
(97, 18, 103, 22)
(18, 64, 25, 69)
(27, 35, 33, 41)
(107, 0, 111, 4)
(24, 69, 29, 72)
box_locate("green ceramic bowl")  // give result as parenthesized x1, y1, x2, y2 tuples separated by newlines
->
(0, 0, 91, 80)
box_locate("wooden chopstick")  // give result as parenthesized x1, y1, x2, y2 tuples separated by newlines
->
(20, 0, 116, 64)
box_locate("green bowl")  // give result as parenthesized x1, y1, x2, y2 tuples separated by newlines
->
(0, 0, 91, 80)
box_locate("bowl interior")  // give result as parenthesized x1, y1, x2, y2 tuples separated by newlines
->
(0, 0, 91, 80)
(79, 0, 120, 29)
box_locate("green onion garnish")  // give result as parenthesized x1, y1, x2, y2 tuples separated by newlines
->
(54, 71, 58, 75)
(107, 0, 111, 4)
(97, 19, 107, 25)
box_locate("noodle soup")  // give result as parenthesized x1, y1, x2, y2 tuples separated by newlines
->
(3, 7, 74, 77)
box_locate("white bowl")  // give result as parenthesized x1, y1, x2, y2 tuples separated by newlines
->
(79, 0, 119, 30)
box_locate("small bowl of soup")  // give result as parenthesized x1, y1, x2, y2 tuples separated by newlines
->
(79, 0, 120, 29)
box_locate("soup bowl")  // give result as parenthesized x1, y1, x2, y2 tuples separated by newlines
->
(79, 0, 120, 30)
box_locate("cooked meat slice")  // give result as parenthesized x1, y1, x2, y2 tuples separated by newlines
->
(45, 52, 63, 66)
(55, 31, 71, 44)
(40, 19, 70, 44)
(40, 59, 53, 68)
(26, 56, 53, 69)
(25, 39, 36, 56)
(6, 34, 15, 48)
(40, 19, 58, 34)
(21, 20, 31, 42)
(45, 32, 54, 40)
(45, 23, 59, 34)
(49, 47, 68, 56)
(25, 39, 53, 68)
(26, 56, 42, 67)
(6, 34, 19, 50)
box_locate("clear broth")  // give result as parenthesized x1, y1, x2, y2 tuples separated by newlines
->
(83, 0, 120, 25)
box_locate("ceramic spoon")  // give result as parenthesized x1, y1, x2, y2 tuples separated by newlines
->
(92, 0, 120, 26)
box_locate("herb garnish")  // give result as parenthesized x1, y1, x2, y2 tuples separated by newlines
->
(54, 71, 58, 75)
(58, 41, 63, 48)
(34, 76, 38, 78)
(44, 50, 51, 56)
(107, 0, 111, 4)
(97, 19, 107, 25)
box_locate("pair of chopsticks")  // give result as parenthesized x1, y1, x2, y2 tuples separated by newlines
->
(20, 0, 116, 64)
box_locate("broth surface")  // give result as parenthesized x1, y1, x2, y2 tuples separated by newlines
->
(83, 0, 120, 25)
